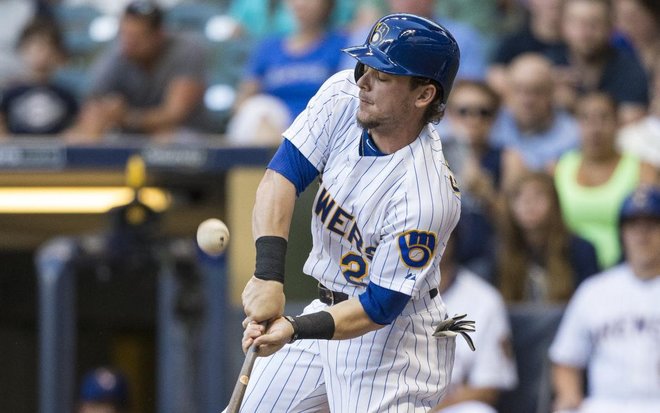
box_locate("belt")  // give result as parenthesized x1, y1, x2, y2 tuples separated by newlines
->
(318, 283, 438, 306)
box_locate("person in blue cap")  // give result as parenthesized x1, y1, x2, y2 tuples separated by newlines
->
(549, 185, 660, 413)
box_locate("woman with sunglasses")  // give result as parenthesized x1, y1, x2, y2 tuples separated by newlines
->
(443, 79, 526, 281)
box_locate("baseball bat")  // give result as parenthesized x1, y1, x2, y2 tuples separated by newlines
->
(226, 322, 266, 413)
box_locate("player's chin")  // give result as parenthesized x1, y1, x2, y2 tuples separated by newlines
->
(356, 111, 379, 130)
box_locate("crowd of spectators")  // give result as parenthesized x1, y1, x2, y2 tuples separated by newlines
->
(2, 1, 659, 412)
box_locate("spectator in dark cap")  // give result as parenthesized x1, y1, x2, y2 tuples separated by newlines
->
(78, 367, 130, 413)
(69, 0, 208, 141)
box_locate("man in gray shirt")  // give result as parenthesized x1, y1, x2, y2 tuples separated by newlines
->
(72, 0, 208, 139)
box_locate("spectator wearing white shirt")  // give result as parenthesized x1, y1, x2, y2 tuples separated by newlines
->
(431, 237, 518, 413)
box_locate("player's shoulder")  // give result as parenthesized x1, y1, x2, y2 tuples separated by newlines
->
(403, 124, 457, 190)
(574, 263, 634, 297)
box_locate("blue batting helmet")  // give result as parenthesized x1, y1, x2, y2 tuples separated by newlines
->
(342, 13, 460, 104)
(79, 367, 129, 408)
(619, 186, 660, 224)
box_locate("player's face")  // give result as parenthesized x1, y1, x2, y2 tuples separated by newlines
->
(576, 95, 618, 158)
(622, 217, 660, 278)
(356, 67, 420, 131)
(511, 180, 552, 232)
(447, 86, 497, 145)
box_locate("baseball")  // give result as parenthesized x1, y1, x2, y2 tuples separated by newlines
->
(196, 218, 230, 256)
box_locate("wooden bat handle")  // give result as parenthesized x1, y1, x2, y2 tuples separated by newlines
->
(226, 323, 265, 413)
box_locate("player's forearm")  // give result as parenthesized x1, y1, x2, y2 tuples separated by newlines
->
(252, 169, 297, 240)
(552, 364, 584, 410)
(325, 298, 385, 340)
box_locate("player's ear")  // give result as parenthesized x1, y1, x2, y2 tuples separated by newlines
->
(415, 84, 437, 109)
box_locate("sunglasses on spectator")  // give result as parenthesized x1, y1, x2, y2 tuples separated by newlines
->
(451, 106, 496, 119)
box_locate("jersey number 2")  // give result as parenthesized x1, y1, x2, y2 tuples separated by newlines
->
(340, 252, 368, 286)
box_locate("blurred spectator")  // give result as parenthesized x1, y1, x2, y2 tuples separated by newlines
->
(488, 0, 565, 95)
(549, 0, 649, 124)
(497, 172, 599, 304)
(340, 0, 488, 81)
(490, 53, 580, 172)
(227, 0, 347, 145)
(554, 92, 656, 269)
(435, 0, 525, 40)
(0, 17, 78, 136)
(0, 0, 36, 86)
(69, 0, 208, 141)
(430, 236, 518, 413)
(228, 0, 295, 39)
(229, 0, 356, 40)
(617, 55, 660, 169)
(78, 367, 130, 413)
(61, 0, 185, 16)
(614, 0, 660, 75)
(388, 0, 488, 80)
(549, 185, 660, 413)
(442, 80, 526, 280)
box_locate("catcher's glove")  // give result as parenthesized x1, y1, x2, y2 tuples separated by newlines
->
(433, 313, 476, 351)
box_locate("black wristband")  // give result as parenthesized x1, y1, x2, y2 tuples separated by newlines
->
(285, 311, 335, 342)
(254, 236, 287, 283)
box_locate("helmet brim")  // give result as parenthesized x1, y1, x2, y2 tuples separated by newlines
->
(342, 44, 416, 78)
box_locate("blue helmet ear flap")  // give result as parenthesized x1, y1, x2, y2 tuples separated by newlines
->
(354, 62, 366, 82)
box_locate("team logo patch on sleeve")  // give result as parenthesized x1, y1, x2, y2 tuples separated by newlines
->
(398, 230, 437, 268)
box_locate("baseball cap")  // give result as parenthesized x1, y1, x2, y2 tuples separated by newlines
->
(79, 367, 129, 408)
(619, 185, 660, 224)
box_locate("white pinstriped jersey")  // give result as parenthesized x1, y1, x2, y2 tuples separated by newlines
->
(549, 264, 660, 409)
(228, 70, 462, 413)
(283, 69, 461, 300)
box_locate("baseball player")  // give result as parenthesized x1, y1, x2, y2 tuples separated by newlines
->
(235, 13, 466, 412)
(549, 185, 660, 413)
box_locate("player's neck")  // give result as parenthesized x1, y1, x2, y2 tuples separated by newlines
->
(369, 123, 426, 154)
(631, 262, 660, 281)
